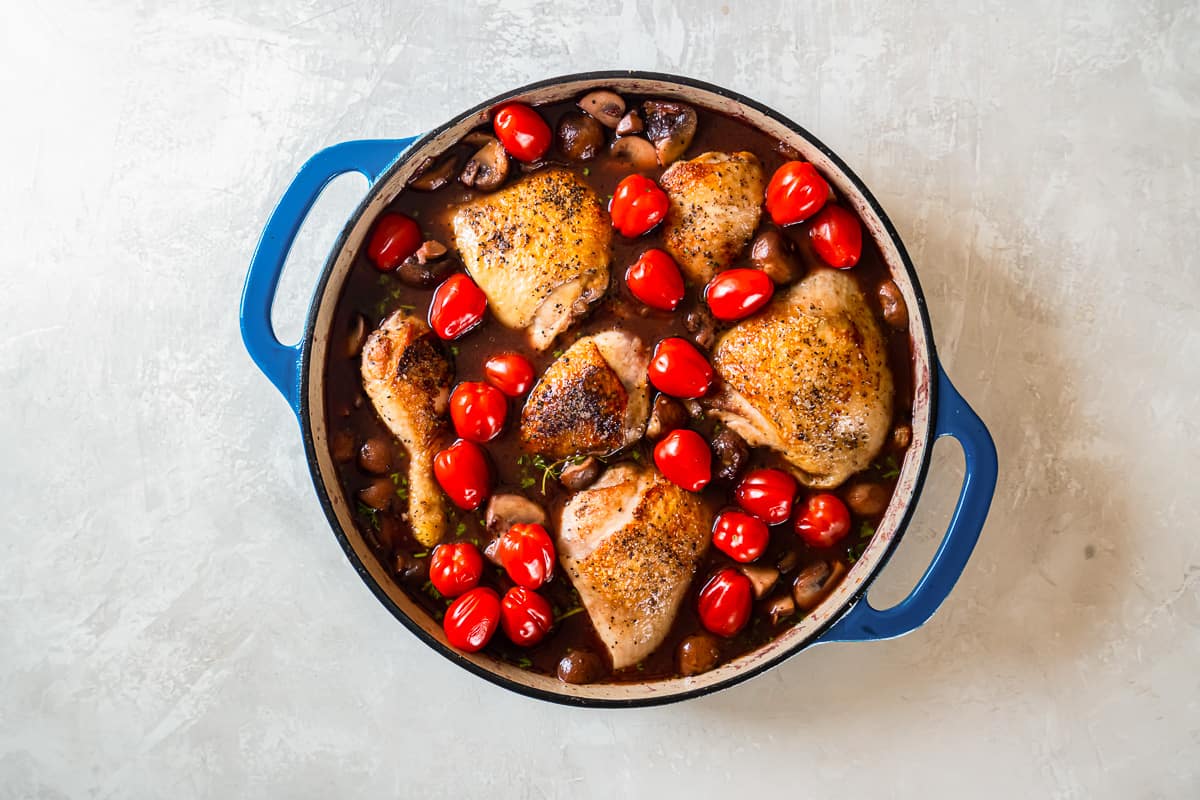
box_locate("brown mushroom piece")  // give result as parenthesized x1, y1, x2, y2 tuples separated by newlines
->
(330, 429, 355, 463)
(738, 563, 780, 599)
(560, 456, 602, 491)
(556, 111, 605, 161)
(844, 481, 889, 516)
(396, 241, 456, 289)
(763, 592, 796, 625)
(358, 437, 392, 474)
(645, 394, 689, 441)
(346, 314, 368, 358)
(776, 549, 799, 574)
(557, 649, 604, 684)
(615, 110, 643, 136)
(677, 633, 721, 676)
(792, 561, 846, 611)
(711, 427, 750, 482)
(892, 424, 912, 450)
(642, 100, 698, 166)
(358, 477, 394, 511)
(407, 154, 459, 192)
(460, 137, 509, 191)
(610, 136, 658, 172)
(577, 90, 625, 128)
(684, 307, 717, 349)
(878, 280, 909, 330)
(394, 550, 428, 583)
(484, 493, 547, 535)
(750, 229, 803, 285)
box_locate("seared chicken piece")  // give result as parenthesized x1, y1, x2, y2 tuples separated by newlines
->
(360, 308, 454, 547)
(520, 331, 649, 459)
(659, 151, 766, 283)
(707, 268, 894, 489)
(452, 168, 612, 350)
(557, 463, 712, 669)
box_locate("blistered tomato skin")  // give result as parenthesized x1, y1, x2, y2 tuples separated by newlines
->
(433, 439, 493, 511)
(626, 249, 685, 311)
(429, 542, 484, 597)
(500, 587, 555, 647)
(366, 212, 423, 272)
(429, 274, 487, 340)
(765, 161, 830, 227)
(711, 510, 770, 563)
(449, 381, 507, 442)
(703, 269, 775, 321)
(492, 103, 552, 162)
(794, 493, 853, 547)
(809, 205, 863, 268)
(443, 587, 502, 652)
(483, 352, 535, 397)
(497, 523, 557, 590)
(697, 568, 753, 637)
(647, 337, 714, 399)
(609, 174, 670, 238)
(653, 429, 712, 492)
(734, 469, 798, 525)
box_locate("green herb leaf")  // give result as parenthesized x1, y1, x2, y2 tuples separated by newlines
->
(455, 521, 467, 535)
(411, 551, 429, 558)
(516, 656, 533, 668)
(520, 476, 536, 489)
(859, 521, 876, 540)
(556, 606, 585, 621)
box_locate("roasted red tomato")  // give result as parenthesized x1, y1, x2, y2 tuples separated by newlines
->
(765, 161, 829, 226)
(653, 429, 712, 492)
(609, 174, 669, 237)
(443, 586, 501, 652)
(647, 337, 714, 398)
(492, 102, 552, 162)
(703, 268, 775, 321)
(433, 439, 493, 510)
(429, 273, 487, 340)
(809, 205, 863, 268)
(794, 493, 852, 547)
(366, 212, 422, 272)
(697, 568, 753, 637)
(625, 249, 685, 311)
(711, 510, 769, 563)
(429, 541, 484, 597)
(734, 468, 797, 525)
(449, 381, 507, 443)
(483, 352, 535, 397)
(497, 523, 556, 590)
(500, 587, 554, 647)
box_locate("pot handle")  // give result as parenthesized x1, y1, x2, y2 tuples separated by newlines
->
(239, 136, 420, 414)
(818, 363, 998, 643)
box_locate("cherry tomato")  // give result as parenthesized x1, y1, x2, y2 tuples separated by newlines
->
(492, 102, 552, 162)
(809, 205, 863, 268)
(443, 586, 501, 652)
(429, 541, 484, 597)
(765, 161, 830, 226)
(647, 337, 713, 399)
(496, 523, 556, 590)
(653, 429, 712, 492)
(697, 568, 753, 637)
(366, 212, 423, 272)
(711, 510, 770, 563)
(703, 268, 775, 321)
(449, 381, 507, 443)
(625, 249, 685, 311)
(794, 493, 852, 547)
(500, 587, 554, 647)
(428, 274, 487, 340)
(609, 174, 669, 238)
(433, 439, 493, 510)
(483, 352, 535, 397)
(734, 468, 797, 525)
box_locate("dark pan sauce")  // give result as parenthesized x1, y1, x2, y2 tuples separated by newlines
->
(323, 96, 914, 683)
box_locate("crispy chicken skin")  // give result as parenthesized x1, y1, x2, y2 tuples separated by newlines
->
(519, 331, 649, 459)
(707, 268, 894, 489)
(557, 463, 712, 669)
(452, 168, 612, 350)
(360, 309, 454, 547)
(659, 151, 766, 284)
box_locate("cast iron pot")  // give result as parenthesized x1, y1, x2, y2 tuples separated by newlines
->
(240, 72, 998, 707)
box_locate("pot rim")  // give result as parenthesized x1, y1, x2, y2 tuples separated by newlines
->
(296, 70, 938, 708)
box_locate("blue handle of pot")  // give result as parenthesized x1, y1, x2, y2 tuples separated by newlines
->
(240, 136, 420, 414)
(819, 363, 998, 643)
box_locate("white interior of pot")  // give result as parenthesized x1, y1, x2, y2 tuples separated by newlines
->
(305, 76, 934, 703)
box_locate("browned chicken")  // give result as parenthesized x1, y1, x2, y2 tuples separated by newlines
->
(452, 168, 612, 350)
(360, 308, 454, 547)
(519, 330, 649, 459)
(659, 151, 766, 283)
(707, 268, 894, 489)
(557, 463, 712, 669)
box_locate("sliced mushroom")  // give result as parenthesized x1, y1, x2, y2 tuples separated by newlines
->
(684, 307, 717, 349)
(407, 154, 459, 191)
(792, 560, 846, 610)
(615, 110, 643, 136)
(394, 550, 428, 582)
(462, 131, 494, 147)
(645, 394, 688, 441)
(577, 90, 625, 128)
(750, 230, 802, 285)
(764, 592, 796, 625)
(396, 250, 455, 289)
(460, 137, 509, 191)
(345, 314, 368, 358)
(556, 111, 605, 161)
(776, 549, 799, 574)
(560, 456, 602, 491)
(642, 100, 698, 166)
(710, 428, 749, 483)
(738, 563, 780, 599)
(878, 280, 909, 330)
(484, 493, 547, 535)
(610, 136, 658, 172)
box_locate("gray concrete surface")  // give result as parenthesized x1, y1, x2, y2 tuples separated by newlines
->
(1, 1, 1197, 797)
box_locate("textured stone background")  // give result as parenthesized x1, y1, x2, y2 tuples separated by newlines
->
(1, 1, 1197, 797)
